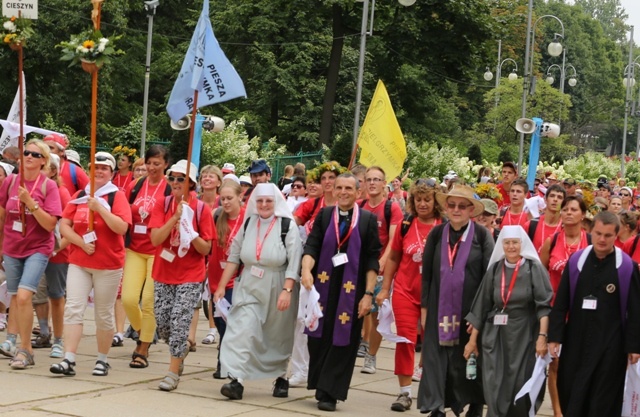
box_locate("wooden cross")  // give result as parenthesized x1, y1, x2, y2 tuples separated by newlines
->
(343, 281, 355, 293)
(338, 312, 350, 325)
(318, 271, 330, 283)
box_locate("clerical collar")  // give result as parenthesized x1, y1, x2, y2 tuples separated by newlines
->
(339, 208, 353, 217)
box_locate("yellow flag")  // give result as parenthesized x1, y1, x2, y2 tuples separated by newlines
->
(357, 80, 407, 180)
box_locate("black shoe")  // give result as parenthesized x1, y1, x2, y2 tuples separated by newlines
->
(220, 379, 243, 400)
(213, 369, 223, 379)
(273, 376, 289, 398)
(318, 399, 337, 412)
(465, 403, 483, 417)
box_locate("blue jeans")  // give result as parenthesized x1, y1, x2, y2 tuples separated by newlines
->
(4, 252, 50, 294)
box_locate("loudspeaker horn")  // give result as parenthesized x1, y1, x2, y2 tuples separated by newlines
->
(515, 118, 536, 134)
(541, 123, 561, 138)
(170, 115, 191, 131)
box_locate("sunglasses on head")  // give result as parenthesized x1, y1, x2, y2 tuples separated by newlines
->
(167, 175, 186, 183)
(415, 178, 437, 187)
(23, 150, 44, 159)
(95, 155, 112, 162)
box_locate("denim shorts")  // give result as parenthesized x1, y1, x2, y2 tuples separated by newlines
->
(370, 276, 384, 314)
(4, 252, 49, 294)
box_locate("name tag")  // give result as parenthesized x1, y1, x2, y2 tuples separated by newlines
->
(332, 253, 349, 267)
(220, 261, 227, 269)
(160, 248, 176, 263)
(251, 266, 264, 278)
(493, 313, 508, 326)
(134, 224, 147, 234)
(582, 297, 597, 310)
(12, 221, 23, 233)
(419, 265, 422, 274)
(83, 231, 97, 244)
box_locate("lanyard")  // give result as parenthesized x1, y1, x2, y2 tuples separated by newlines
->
(447, 237, 463, 269)
(26, 175, 42, 197)
(140, 178, 164, 217)
(256, 216, 278, 261)
(539, 219, 561, 250)
(500, 261, 521, 309)
(225, 214, 242, 253)
(506, 209, 525, 226)
(333, 205, 359, 252)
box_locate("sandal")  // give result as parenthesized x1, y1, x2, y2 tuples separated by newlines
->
(92, 360, 111, 376)
(50, 358, 76, 376)
(158, 372, 180, 391)
(112, 334, 124, 347)
(10, 349, 35, 369)
(188, 339, 196, 352)
(201, 330, 217, 345)
(129, 352, 149, 369)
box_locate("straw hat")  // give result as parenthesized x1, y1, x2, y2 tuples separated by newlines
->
(435, 184, 484, 217)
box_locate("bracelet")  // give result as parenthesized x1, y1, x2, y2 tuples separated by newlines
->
(538, 333, 548, 338)
(282, 287, 293, 293)
(364, 291, 374, 297)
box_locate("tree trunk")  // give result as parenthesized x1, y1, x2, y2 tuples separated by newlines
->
(319, 4, 345, 147)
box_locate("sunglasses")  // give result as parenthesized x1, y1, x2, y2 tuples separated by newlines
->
(95, 155, 112, 162)
(621, 193, 631, 197)
(447, 202, 472, 210)
(167, 175, 186, 183)
(23, 150, 44, 159)
(415, 178, 437, 187)
(292, 184, 305, 189)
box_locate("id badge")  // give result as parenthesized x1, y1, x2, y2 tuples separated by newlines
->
(11, 221, 23, 233)
(251, 265, 264, 278)
(493, 313, 509, 326)
(582, 296, 597, 310)
(160, 248, 176, 263)
(133, 224, 147, 234)
(220, 261, 227, 269)
(83, 231, 97, 244)
(419, 265, 423, 274)
(332, 253, 349, 267)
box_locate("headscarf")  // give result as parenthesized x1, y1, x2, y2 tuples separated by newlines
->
(244, 183, 293, 220)
(488, 225, 540, 268)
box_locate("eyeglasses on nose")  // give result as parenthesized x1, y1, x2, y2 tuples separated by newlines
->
(292, 184, 305, 189)
(256, 199, 274, 205)
(447, 202, 471, 210)
(365, 178, 384, 183)
(167, 175, 186, 183)
(23, 150, 44, 159)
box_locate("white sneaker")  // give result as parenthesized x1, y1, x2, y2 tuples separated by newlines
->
(361, 353, 377, 374)
(412, 365, 422, 382)
(288, 373, 307, 387)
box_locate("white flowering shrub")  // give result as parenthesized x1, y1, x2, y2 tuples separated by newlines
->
(562, 152, 620, 181)
(406, 140, 474, 182)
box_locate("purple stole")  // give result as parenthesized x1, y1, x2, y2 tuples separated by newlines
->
(438, 221, 474, 346)
(305, 205, 362, 346)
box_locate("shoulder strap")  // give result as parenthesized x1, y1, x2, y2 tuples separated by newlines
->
(384, 200, 392, 232)
(400, 214, 414, 238)
(69, 162, 77, 189)
(280, 217, 291, 246)
(359, 199, 367, 208)
(164, 195, 172, 213)
(129, 177, 146, 204)
(499, 206, 508, 218)
(213, 207, 223, 224)
(7, 174, 17, 200)
(631, 234, 640, 257)
(312, 197, 321, 214)
(107, 191, 116, 208)
(528, 219, 539, 243)
(163, 183, 172, 196)
(586, 233, 591, 245)
(549, 232, 560, 253)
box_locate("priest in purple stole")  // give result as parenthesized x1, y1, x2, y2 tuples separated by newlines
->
(417, 184, 495, 417)
(301, 173, 381, 412)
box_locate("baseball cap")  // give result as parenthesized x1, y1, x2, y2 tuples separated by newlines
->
(43, 133, 69, 150)
(238, 175, 252, 186)
(248, 159, 271, 174)
(92, 152, 116, 170)
(222, 163, 235, 174)
(563, 178, 577, 186)
(480, 198, 498, 215)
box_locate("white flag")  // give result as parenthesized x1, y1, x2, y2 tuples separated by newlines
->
(0, 72, 26, 152)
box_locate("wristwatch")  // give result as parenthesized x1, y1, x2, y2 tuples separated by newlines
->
(282, 287, 293, 293)
(364, 291, 374, 297)
(31, 203, 40, 212)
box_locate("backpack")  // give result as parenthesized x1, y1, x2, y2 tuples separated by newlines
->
(359, 199, 392, 233)
(163, 196, 206, 232)
(400, 213, 414, 238)
(77, 190, 117, 208)
(8, 174, 49, 198)
(69, 163, 77, 190)
(129, 176, 172, 204)
(527, 218, 539, 243)
(630, 234, 640, 257)
(549, 232, 592, 253)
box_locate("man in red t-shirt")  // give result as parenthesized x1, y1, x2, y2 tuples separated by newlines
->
(525, 184, 566, 252)
(358, 166, 403, 374)
(294, 162, 343, 239)
(496, 162, 517, 209)
(499, 178, 532, 230)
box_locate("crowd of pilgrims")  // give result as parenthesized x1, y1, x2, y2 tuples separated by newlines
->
(0, 136, 639, 416)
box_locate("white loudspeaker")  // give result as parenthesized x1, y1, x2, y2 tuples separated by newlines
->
(170, 115, 191, 131)
(202, 116, 225, 133)
(515, 118, 536, 134)
(541, 123, 561, 138)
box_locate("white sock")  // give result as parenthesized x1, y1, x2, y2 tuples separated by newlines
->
(400, 385, 411, 396)
(210, 328, 217, 334)
(64, 352, 76, 363)
(236, 377, 244, 384)
(97, 353, 108, 363)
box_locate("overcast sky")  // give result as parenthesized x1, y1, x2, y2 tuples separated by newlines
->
(621, 0, 640, 40)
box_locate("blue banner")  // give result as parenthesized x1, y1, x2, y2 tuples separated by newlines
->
(526, 117, 543, 191)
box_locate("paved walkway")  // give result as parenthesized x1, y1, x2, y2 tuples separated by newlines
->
(0, 310, 555, 416)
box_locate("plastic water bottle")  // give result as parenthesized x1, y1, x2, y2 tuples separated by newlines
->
(466, 353, 477, 380)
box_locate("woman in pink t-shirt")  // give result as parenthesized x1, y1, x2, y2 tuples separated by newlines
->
(377, 181, 442, 411)
(0, 139, 62, 369)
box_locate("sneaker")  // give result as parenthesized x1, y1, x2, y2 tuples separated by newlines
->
(357, 341, 369, 358)
(0, 339, 16, 357)
(361, 353, 377, 374)
(412, 365, 422, 382)
(221, 378, 244, 400)
(288, 373, 307, 388)
(273, 376, 289, 398)
(31, 333, 52, 349)
(50, 342, 64, 359)
(391, 392, 412, 412)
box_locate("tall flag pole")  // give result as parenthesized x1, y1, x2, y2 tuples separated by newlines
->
(167, 0, 246, 200)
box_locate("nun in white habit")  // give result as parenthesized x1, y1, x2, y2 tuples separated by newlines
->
(463, 226, 553, 417)
(216, 183, 302, 400)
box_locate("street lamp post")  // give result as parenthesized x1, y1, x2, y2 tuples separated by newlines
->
(518, 5, 565, 172)
(621, 26, 635, 176)
(140, 0, 159, 158)
(484, 43, 518, 130)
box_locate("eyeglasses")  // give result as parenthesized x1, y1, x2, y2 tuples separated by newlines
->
(23, 150, 44, 159)
(416, 178, 437, 187)
(256, 198, 274, 205)
(447, 202, 472, 210)
(167, 175, 186, 183)
(621, 193, 631, 197)
(134, 168, 147, 172)
(365, 178, 384, 183)
(292, 184, 305, 189)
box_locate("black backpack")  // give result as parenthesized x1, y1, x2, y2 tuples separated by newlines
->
(359, 199, 393, 233)
(77, 190, 116, 208)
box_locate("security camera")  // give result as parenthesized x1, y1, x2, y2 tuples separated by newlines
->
(144, 0, 159, 14)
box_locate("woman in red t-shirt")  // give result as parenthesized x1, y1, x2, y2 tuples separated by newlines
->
(112, 151, 135, 192)
(376, 181, 441, 411)
(207, 179, 244, 378)
(149, 160, 214, 392)
(51, 152, 131, 377)
(121, 145, 170, 368)
(539, 195, 590, 417)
